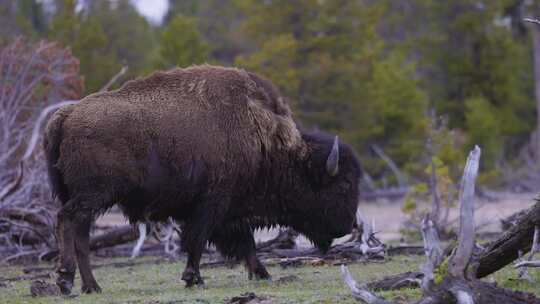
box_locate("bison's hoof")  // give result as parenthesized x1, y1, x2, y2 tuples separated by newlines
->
(255, 268, 271, 280)
(56, 270, 75, 295)
(81, 283, 102, 294)
(182, 270, 204, 287)
(56, 278, 73, 295)
(249, 267, 271, 280)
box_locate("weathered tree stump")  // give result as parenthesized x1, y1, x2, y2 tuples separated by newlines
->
(473, 201, 540, 278)
(342, 146, 540, 304)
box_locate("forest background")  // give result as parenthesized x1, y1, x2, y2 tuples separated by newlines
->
(4, 0, 540, 193)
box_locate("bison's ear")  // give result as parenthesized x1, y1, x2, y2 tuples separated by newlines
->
(326, 136, 339, 176)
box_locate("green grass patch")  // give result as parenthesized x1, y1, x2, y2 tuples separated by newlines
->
(1, 254, 539, 303)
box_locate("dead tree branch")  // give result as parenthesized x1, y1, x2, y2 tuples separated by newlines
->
(515, 261, 540, 268)
(344, 145, 540, 303)
(516, 226, 540, 279)
(420, 216, 443, 292)
(341, 265, 392, 304)
(449, 145, 480, 278)
(371, 144, 407, 187)
(525, 18, 540, 26)
(0, 162, 23, 201)
(99, 66, 128, 93)
(474, 200, 540, 278)
(0, 38, 82, 259)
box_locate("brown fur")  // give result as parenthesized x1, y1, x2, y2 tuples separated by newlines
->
(56, 65, 303, 194)
(44, 65, 362, 294)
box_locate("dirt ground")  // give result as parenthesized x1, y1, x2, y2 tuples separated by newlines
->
(96, 192, 538, 247)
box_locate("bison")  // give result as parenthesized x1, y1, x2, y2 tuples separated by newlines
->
(43, 65, 362, 294)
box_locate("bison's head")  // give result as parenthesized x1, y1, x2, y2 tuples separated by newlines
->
(289, 132, 362, 252)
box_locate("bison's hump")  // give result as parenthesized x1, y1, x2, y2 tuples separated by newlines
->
(56, 65, 306, 186)
(100, 64, 305, 152)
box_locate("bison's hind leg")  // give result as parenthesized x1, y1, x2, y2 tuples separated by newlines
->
(210, 221, 271, 280)
(56, 192, 112, 294)
(74, 213, 101, 293)
(55, 204, 77, 295)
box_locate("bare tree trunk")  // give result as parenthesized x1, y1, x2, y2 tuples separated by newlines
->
(533, 26, 540, 166)
(473, 200, 540, 278)
(342, 146, 540, 303)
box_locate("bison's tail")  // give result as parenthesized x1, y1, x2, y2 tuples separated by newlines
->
(43, 105, 74, 204)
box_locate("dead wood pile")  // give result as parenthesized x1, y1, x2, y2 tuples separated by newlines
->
(342, 146, 540, 304)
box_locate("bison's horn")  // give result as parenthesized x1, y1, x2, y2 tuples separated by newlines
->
(326, 136, 339, 176)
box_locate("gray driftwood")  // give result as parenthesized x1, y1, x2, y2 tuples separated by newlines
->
(342, 146, 540, 304)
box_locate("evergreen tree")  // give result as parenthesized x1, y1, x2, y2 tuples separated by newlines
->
(84, 0, 156, 76)
(49, 0, 120, 93)
(49, 0, 157, 93)
(0, 0, 47, 43)
(166, 0, 247, 63)
(406, 0, 533, 170)
(156, 15, 209, 69)
(235, 0, 429, 178)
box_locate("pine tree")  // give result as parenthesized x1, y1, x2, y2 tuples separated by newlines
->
(235, 0, 429, 178)
(406, 0, 533, 170)
(156, 15, 209, 69)
(49, 0, 120, 94)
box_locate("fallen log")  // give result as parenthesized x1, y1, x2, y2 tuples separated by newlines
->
(473, 200, 540, 278)
(42, 225, 139, 260)
(0, 207, 51, 228)
(90, 225, 139, 250)
(342, 146, 540, 303)
(0, 272, 51, 283)
(386, 245, 424, 256)
(365, 199, 540, 290)
(256, 228, 298, 252)
(366, 271, 423, 291)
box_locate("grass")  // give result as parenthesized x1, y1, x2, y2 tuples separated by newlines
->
(1, 254, 539, 304)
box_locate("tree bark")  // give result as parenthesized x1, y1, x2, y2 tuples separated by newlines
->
(89, 225, 139, 251)
(43, 225, 139, 260)
(534, 24, 540, 166)
(474, 200, 540, 278)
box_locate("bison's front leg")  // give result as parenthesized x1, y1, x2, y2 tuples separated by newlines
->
(210, 221, 270, 280)
(246, 252, 270, 280)
(180, 198, 227, 287)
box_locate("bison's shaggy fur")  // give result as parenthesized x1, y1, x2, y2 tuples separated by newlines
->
(44, 65, 362, 294)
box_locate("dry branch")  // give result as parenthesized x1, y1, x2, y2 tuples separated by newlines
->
(516, 261, 540, 268)
(516, 226, 540, 278)
(90, 226, 139, 251)
(257, 228, 298, 252)
(43, 225, 140, 260)
(449, 145, 480, 278)
(525, 18, 540, 26)
(0, 162, 24, 201)
(473, 200, 540, 278)
(371, 144, 407, 187)
(341, 265, 392, 304)
(0, 38, 82, 259)
(99, 66, 128, 92)
(130, 223, 147, 259)
(420, 217, 442, 292)
(343, 145, 540, 303)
